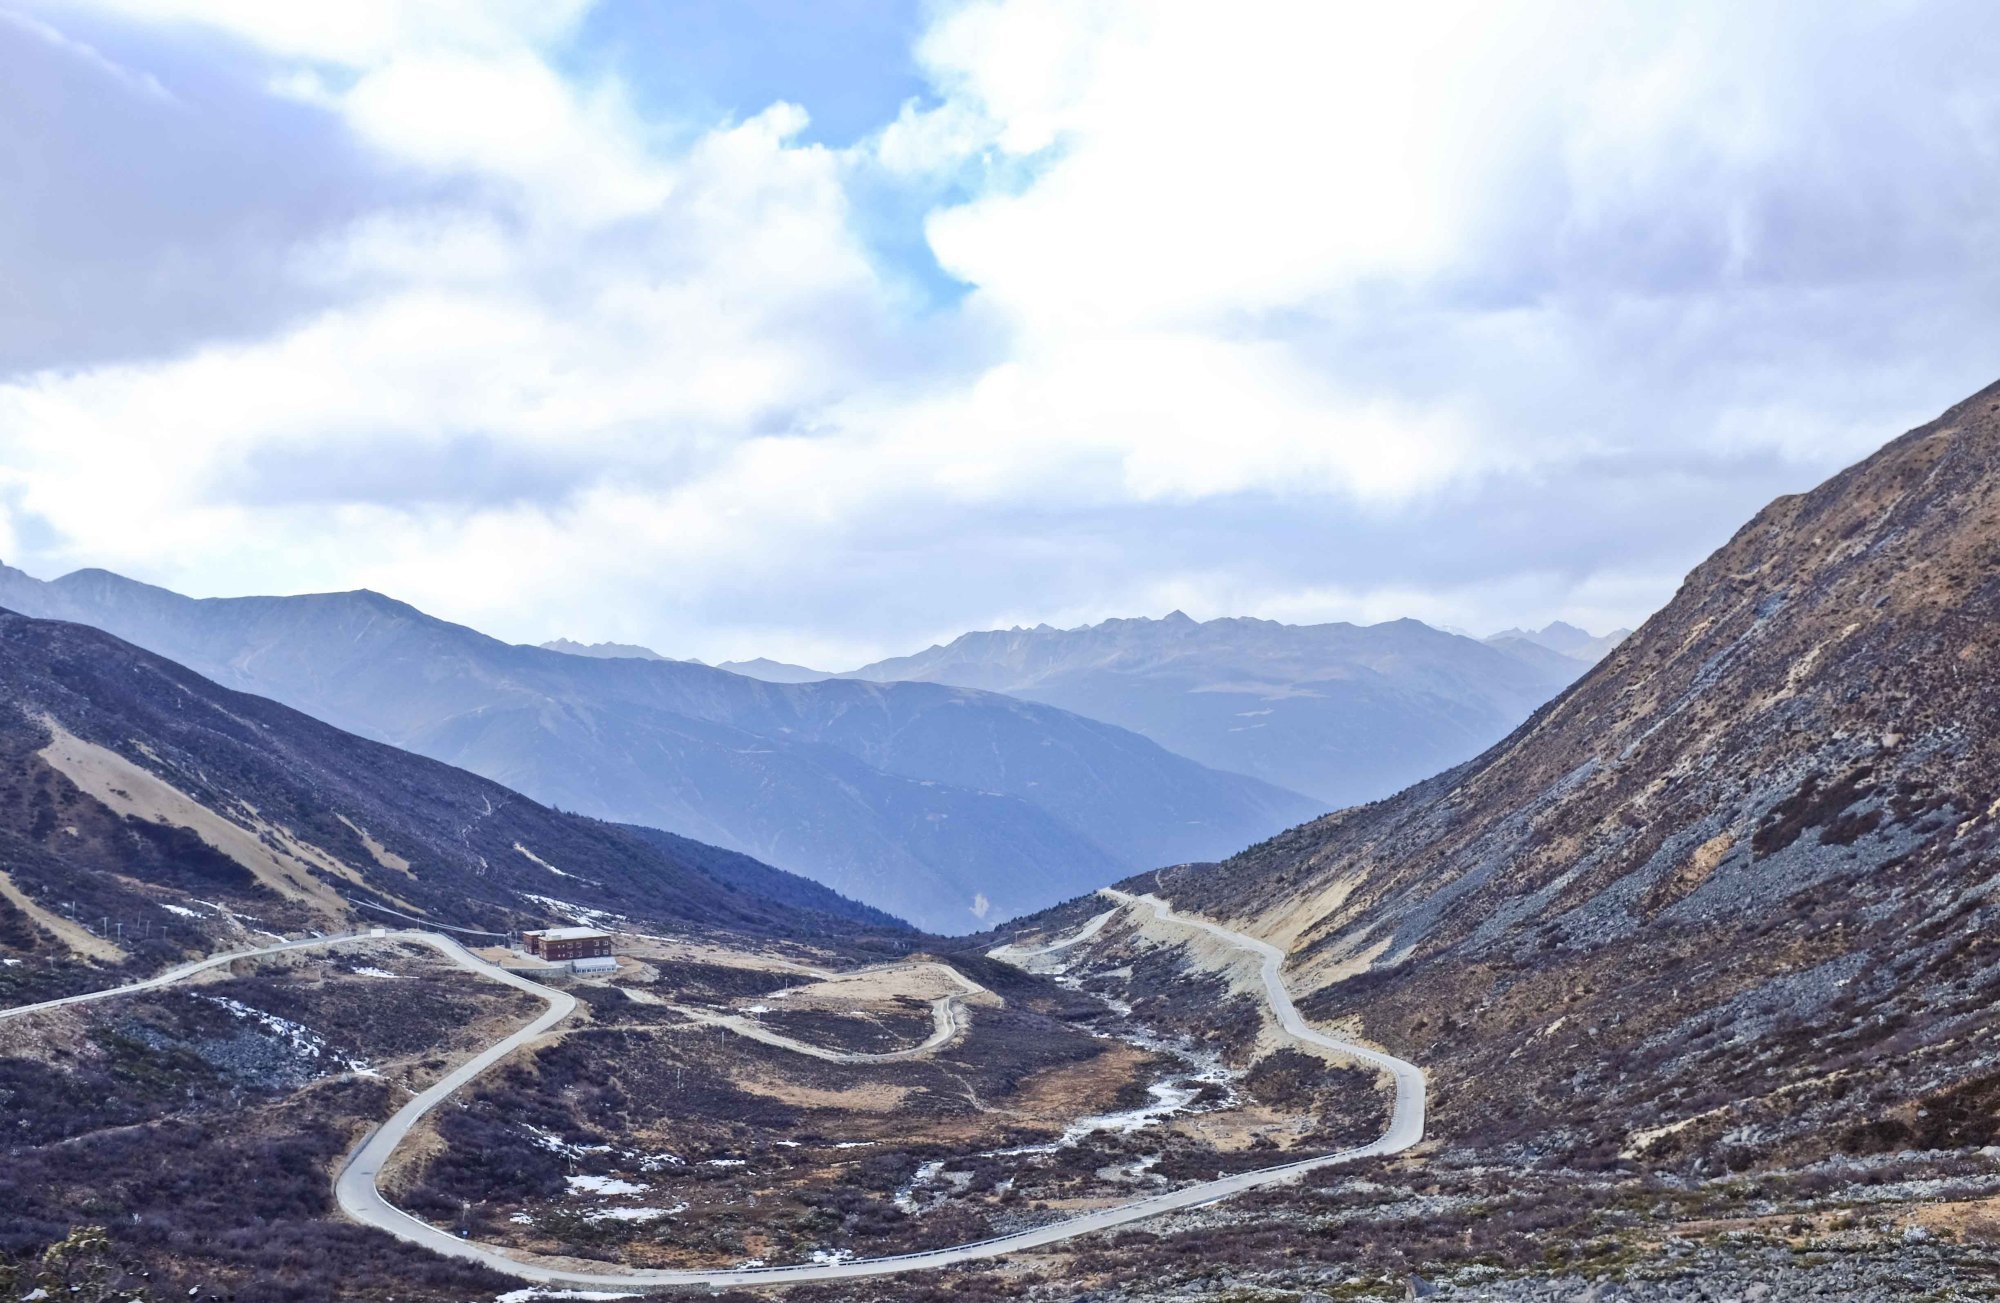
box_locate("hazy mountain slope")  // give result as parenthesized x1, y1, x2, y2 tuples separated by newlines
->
(712, 657, 833, 682)
(0, 571, 1319, 932)
(537, 638, 669, 661)
(843, 612, 1585, 806)
(0, 609, 912, 998)
(611, 822, 902, 928)
(1156, 378, 2000, 1169)
(1485, 619, 1630, 663)
(538, 640, 834, 681)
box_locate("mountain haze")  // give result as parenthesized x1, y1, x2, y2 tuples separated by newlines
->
(711, 657, 834, 683)
(1153, 378, 2000, 1168)
(537, 638, 671, 661)
(0, 572, 1320, 932)
(0, 609, 906, 997)
(842, 612, 1589, 806)
(1484, 619, 1630, 663)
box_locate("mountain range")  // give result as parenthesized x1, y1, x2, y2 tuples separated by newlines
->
(1142, 377, 2000, 1169)
(0, 569, 1319, 932)
(573, 614, 1621, 808)
(1483, 619, 1630, 664)
(0, 608, 908, 1000)
(834, 612, 1599, 806)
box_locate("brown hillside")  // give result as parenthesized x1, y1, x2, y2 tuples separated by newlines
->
(1154, 377, 2000, 1167)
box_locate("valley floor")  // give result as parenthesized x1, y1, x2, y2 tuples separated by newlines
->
(5, 899, 1998, 1301)
(0, 894, 1409, 1295)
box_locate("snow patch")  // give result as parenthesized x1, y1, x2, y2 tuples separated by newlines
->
(584, 1203, 686, 1224)
(199, 995, 374, 1076)
(516, 893, 624, 932)
(525, 1124, 612, 1158)
(565, 1174, 648, 1196)
(513, 843, 575, 879)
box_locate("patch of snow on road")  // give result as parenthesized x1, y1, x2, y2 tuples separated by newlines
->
(159, 903, 203, 918)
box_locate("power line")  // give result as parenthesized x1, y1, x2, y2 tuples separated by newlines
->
(342, 896, 509, 939)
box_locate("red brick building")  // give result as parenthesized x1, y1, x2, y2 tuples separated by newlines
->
(524, 926, 613, 962)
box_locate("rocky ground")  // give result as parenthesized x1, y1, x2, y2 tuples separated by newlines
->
(776, 1146, 2000, 1302)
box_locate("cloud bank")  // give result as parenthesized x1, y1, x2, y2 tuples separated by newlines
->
(3, 0, 1997, 664)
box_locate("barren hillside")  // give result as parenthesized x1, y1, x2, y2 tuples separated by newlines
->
(1150, 377, 2000, 1167)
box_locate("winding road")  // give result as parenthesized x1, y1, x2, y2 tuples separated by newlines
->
(0, 894, 1425, 1290)
(662, 962, 979, 1064)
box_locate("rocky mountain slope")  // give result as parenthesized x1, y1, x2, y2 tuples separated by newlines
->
(0, 572, 1320, 932)
(0, 610, 910, 1003)
(1152, 378, 2000, 1170)
(842, 612, 1589, 806)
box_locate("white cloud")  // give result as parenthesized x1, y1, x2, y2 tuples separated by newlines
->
(4, 0, 1999, 667)
(50, 0, 589, 66)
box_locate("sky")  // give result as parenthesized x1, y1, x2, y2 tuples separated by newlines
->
(2, 1, 1998, 668)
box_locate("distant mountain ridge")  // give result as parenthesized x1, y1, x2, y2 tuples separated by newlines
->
(0, 569, 1320, 932)
(537, 638, 671, 661)
(539, 640, 830, 682)
(0, 609, 906, 998)
(712, 657, 832, 683)
(1484, 619, 1629, 663)
(835, 611, 1597, 807)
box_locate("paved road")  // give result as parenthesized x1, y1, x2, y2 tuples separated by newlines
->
(0, 931, 376, 1024)
(668, 962, 980, 1064)
(1102, 890, 1427, 1155)
(0, 898, 1425, 1289)
(994, 905, 1118, 959)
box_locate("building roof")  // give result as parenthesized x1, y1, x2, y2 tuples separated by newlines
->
(532, 926, 611, 941)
